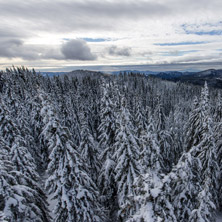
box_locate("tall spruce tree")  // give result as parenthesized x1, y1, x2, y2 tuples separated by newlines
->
(79, 109, 101, 183)
(97, 81, 118, 220)
(188, 82, 219, 221)
(0, 96, 50, 222)
(154, 96, 174, 172)
(42, 94, 105, 222)
(113, 97, 142, 221)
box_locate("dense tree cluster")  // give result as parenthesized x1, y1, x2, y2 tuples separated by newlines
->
(0, 67, 221, 221)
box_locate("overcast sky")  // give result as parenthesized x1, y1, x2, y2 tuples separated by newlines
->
(1, 0, 222, 71)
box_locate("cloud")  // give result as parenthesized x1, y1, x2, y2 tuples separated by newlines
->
(1, 0, 222, 70)
(0, 39, 23, 57)
(169, 54, 221, 63)
(0, 38, 96, 61)
(1, 0, 222, 35)
(107, 46, 132, 57)
(61, 39, 97, 61)
(160, 50, 199, 57)
(0, 39, 41, 60)
(0, 1, 171, 33)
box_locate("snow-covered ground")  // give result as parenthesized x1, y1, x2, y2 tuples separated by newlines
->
(216, 212, 222, 222)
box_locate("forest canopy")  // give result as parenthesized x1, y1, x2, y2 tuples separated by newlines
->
(0, 67, 221, 222)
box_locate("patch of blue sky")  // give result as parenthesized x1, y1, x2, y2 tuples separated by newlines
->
(155, 42, 207, 46)
(185, 30, 222, 35)
(62, 38, 111, 42)
(181, 23, 222, 35)
(81, 38, 111, 42)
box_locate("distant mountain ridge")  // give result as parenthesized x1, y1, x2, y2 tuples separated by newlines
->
(41, 70, 106, 78)
(63, 70, 105, 78)
(151, 69, 222, 88)
(40, 68, 222, 88)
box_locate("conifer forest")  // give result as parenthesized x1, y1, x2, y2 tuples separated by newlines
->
(1, 67, 222, 222)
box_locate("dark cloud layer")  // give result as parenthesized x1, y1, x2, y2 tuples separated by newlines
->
(0, 38, 96, 61)
(0, 39, 41, 60)
(61, 39, 97, 61)
(0, 1, 170, 30)
(108, 46, 132, 56)
(0, 0, 220, 34)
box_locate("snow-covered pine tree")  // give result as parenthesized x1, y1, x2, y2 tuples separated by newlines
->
(2, 82, 19, 119)
(98, 81, 117, 153)
(153, 149, 201, 222)
(10, 136, 50, 222)
(113, 97, 142, 221)
(79, 108, 101, 183)
(0, 99, 19, 146)
(0, 95, 50, 221)
(0, 134, 50, 222)
(214, 92, 222, 210)
(16, 98, 40, 165)
(11, 136, 40, 182)
(154, 96, 174, 173)
(0, 138, 15, 218)
(45, 123, 105, 222)
(200, 83, 219, 191)
(140, 116, 162, 175)
(154, 83, 219, 222)
(29, 94, 45, 167)
(167, 106, 185, 161)
(188, 82, 219, 220)
(38, 89, 58, 167)
(42, 94, 105, 222)
(189, 178, 216, 222)
(184, 96, 203, 151)
(123, 114, 163, 222)
(0, 139, 25, 222)
(124, 173, 155, 222)
(133, 99, 148, 154)
(63, 92, 81, 145)
(152, 182, 177, 222)
(97, 81, 118, 219)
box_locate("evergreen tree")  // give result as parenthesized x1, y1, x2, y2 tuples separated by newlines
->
(153, 150, 201, 222)
(79, 109, 101, 183)
(42, 95, 105, 222)
(189, 82, 219, 217)
(98, 81, 117, 152)
(214, 92, 222, 210)
(154, 96, 174, 172)
(38, 89, 58, 167)
(45, 124, 105, 222)
(140, 117, 162, 175)
(113, 97, 142, 221)
(97, 81, 118, 220)
(0, 136, 50, 222)
(0, 99, 19, 146)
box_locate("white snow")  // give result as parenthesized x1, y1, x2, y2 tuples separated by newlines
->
(142, 203, 154, 222)
(0, 211, 7, 222)
(150, 187, 161, 198)
(127, 202, 154, 222)
(216, 212, 222, 222)
(47, 192, 57, 219)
